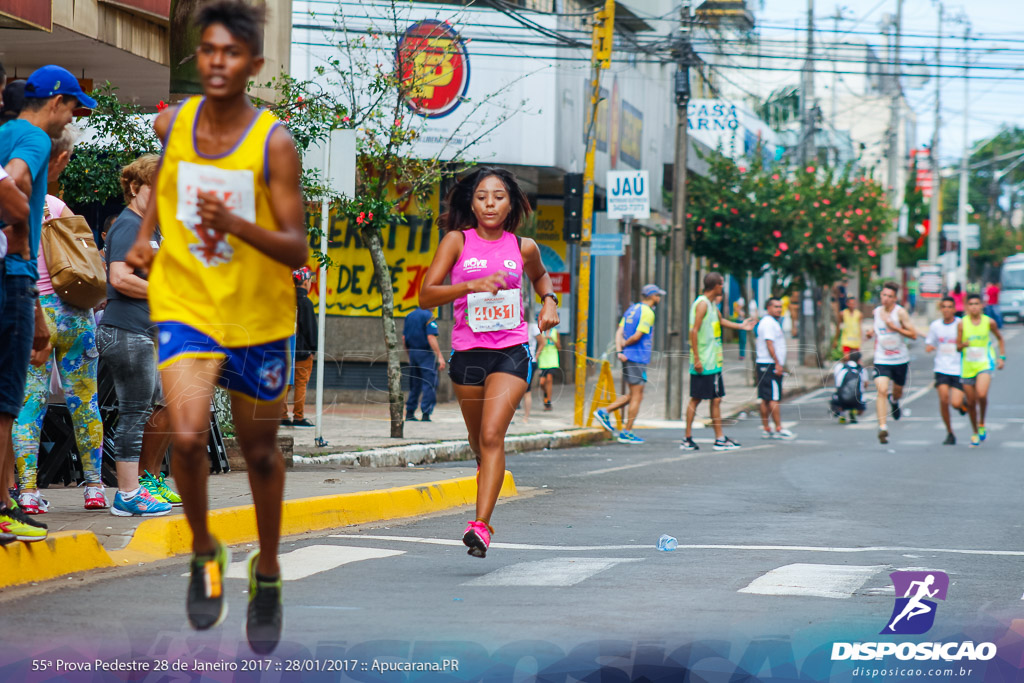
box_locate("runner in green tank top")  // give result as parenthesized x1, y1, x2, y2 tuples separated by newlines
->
(681, 272, 756, 452)
(957, 293, 1005, 447)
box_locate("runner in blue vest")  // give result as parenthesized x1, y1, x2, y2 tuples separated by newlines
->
(593, 284, 665, 444)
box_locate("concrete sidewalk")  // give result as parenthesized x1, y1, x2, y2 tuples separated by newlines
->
(283, 329, 855, 459)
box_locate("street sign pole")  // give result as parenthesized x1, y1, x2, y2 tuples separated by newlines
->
(573, 0, 614, 427)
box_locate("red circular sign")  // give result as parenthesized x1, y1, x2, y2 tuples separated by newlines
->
(396, 20, 470, 119)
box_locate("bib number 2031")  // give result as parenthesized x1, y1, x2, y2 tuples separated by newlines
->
(467, 289, 521, 333)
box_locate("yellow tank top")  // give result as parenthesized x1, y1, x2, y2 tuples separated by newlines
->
(150, 97, 294, 347)
(841, 309, 862, 348)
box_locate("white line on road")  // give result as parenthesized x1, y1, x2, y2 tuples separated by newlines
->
(581, 444, 776, 476)
(463, 558, 644, 587)
(219, 545, 405, 581)
(739, 563, 885, 599)
(330, 535, 652, 551)
(791, 387, 831, 405)
(329, 535, 1024, 558)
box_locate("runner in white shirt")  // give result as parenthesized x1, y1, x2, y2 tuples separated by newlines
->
(924, 297, 967, 445)
(754, 297, 794, 439)
(864, 281, 917, 444)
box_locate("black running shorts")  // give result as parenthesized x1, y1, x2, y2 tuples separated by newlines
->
(690, 372, 725, 400)
(934, 372, 962, 390)
(756, 363, 783, 402)
(875, 362, 909, 388)
(449, 344, 532, 386)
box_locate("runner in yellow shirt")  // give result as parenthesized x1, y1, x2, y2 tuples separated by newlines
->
(957, 293, 1006, 447)
(126, 0, 308, 654)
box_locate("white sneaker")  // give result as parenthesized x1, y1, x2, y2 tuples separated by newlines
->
(772, 429, 797, 440)
(761, 430, 774, 439)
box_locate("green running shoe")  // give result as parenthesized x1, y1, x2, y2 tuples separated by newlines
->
(246, 550, 283, 654)
(141, 470, 182, 506)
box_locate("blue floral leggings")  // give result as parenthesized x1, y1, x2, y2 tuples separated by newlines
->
(13, 293, 104, 488)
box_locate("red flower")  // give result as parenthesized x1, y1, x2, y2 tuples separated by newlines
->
(780, 242, 789, 251)
(804, 232, 811, 237)
(868, 249, 877, 257)
(772, 230, 782, 238)
(772, 174, 780, 180)
(730, 208, 739, 215)
(816, 243, 823, 249)
(356, 212, 365, 225)
(794, 194, 801, 201)
(156, 100, 168, 111)
(806, 166, 815, 173)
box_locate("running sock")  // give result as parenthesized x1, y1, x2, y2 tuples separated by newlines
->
(255, 571, 280, 584)
(121, 487, 140, 500)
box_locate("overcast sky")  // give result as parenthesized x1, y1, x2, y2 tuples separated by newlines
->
(755, 0, 1023, 165)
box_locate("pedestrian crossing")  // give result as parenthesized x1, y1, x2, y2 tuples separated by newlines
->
(260, 536, 1021, 605)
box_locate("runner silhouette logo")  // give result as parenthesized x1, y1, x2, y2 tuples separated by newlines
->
(881, 571, 949, 635)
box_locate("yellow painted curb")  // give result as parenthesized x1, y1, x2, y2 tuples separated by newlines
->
(112, 471, 516, 564)
(0, 531, 115, 590)
(1, 473, 516, 589)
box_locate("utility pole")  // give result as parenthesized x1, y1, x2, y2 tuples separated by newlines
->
(665, 0, 691, 420)
(573, 0, 614, 426)
(927, 1, 942, 266)
(957, 23, 971, 290)
(881, 0, 903, 280)
(797, 0, 814, 365)
(831, 6, 841, 134)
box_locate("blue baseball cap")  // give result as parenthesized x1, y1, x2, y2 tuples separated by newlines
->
(641, 283, 666, 297)
(24, 65, 97, 109)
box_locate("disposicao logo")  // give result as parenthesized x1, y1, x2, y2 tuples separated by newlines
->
(882, 570, 948, 635)
(831, 570, 997, 662)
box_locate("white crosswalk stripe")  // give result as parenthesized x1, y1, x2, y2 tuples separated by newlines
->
(739, 563, 886, 599)
(215, 545, 405, 581)
(462, 558, 643, 587)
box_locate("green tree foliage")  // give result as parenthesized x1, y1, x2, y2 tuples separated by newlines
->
(59, 83, 160, 208)
(687, 148, 892, 289)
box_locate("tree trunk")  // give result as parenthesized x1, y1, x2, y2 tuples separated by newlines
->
(816, 285, 833, 367)
(363, 228, 405, 438)
(745, 274, 757, 384)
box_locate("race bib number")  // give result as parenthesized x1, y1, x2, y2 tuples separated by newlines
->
(938, 343, 957, 356)
(177, 162, 256, 266)
(467, 289, 521, 333)
(966, 346, 988, 363)
(880, 334, 902, 352)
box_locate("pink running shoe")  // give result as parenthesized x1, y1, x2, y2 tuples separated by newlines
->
(462, 520, 493, 558)
(84, 485, 108, 510)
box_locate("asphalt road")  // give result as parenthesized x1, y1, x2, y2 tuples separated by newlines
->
(2, 326, 1023, 681)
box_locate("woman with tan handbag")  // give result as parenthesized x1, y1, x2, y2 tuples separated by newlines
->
(12, 124, 107, 513)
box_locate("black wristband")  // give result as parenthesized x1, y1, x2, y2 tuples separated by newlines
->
(541, 293, 558, 306)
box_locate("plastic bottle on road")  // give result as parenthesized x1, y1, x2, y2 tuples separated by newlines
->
(657, 534, 678, 551)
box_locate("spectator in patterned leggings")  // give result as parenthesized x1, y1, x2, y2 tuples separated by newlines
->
(13, 124, 108, 512)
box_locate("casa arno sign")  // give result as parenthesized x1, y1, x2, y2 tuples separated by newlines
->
(396, 20, 470, 119)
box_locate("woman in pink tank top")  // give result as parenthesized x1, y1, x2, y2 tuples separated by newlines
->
(420, 167, 559, 558)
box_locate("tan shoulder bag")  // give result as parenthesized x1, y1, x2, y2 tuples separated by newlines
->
(40, 202, 107, 309)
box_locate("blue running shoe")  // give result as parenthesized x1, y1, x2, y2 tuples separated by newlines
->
(111, 488, 172, 517)
(593, 408, 615, 433)
(617, 431, 645, 444)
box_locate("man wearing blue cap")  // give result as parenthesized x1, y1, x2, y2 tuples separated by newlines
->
(0, 65, 95, 541)
(593, 283, 665, 444)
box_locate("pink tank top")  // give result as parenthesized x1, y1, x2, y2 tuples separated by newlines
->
(36, 195, 67, 296)
(450, 229, 528, 351)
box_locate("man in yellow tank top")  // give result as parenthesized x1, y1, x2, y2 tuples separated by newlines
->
(125, 0, 308, 654)
(836, 295, 862, 361)
(957, 293, 1006, 447)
